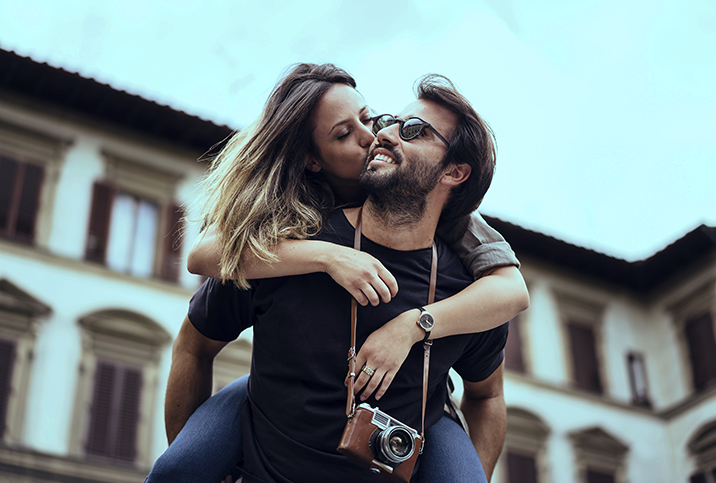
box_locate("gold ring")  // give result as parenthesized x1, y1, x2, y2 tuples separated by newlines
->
(361, 365, 375, 377)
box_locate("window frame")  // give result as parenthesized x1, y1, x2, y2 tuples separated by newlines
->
(85, 152, 185, 282)
(212, 338, 252, 394)
(0, 279, 51, 445)
(669, 281, 716, 394)
(502, 407, 550, 483)
(556, 293, 607, 395)
(0, 120, 68, 248)
(569, 427, 628, 483)
(69, 310, 170, 467)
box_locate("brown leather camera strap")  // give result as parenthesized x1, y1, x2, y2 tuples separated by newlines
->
(345, 207, 437, 443)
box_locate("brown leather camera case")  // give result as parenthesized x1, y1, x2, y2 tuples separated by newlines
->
(337, 406, 421, 483)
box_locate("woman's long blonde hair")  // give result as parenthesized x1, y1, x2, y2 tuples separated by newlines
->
(198, 63, 357, 288)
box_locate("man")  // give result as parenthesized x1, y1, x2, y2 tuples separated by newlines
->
(156, 75, 514, 483)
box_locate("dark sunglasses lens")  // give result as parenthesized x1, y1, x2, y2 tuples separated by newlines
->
(373, 115, 396, 133)
(401, 118, 425, 140)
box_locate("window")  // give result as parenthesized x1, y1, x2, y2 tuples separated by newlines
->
(0, 155, 44, 244)
(212, 338, 252, 394)
(586, 469, 616, 483)
(0, 121, 66, 247)
(0, 279, 50, 444)
(556, 293, 606, 394)
(85, 360, 143, 461)
(688, 420, 716, 483)
(71, 310, 170, 466)
(505, 315, 526, 373)
(670, 283, 716, 394)
(85, 154, 185, 281)
(568, 322, 603, 394)
(503, 408, 550, 483)
(506, 451, 539, 483)
(626, 352, 651, 407)
(684, 312, 716, 392)
(570, 427, 628, 483)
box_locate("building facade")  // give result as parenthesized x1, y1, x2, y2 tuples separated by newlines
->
(0, 49, 714, 482)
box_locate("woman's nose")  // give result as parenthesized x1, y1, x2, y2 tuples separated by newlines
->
(358, 123, 376, 148)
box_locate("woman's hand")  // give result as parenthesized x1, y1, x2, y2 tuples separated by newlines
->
(346, 309, 422, 400)
(323, 245, 398, 306)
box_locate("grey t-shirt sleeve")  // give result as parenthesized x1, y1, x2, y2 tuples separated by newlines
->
(437, 211, 520, 278)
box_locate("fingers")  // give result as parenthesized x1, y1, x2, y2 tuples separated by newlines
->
(379, 267, 399, 299)
(349, 359, 394, 402)
(360, 367, 389, 401)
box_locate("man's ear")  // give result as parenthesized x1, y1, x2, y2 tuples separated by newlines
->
(304, 156, 322, 173)
(440, 163, 471, 187)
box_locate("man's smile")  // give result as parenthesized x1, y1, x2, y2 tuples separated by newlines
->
(367, 146, 399, 169)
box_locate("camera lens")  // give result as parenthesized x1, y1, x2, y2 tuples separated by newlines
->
(389, 431, 411, 457)
(372, 426, 414, 465)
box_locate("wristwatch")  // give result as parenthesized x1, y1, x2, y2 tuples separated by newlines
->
(416, 307, 435, 342)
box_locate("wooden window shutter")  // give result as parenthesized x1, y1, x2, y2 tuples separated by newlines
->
(0, 156, 19, 234)
(115, 367, 142, 461)
(586, 469, 615, 483)
(14, 163, 44, 242)
(0, 339, 17, 439)
(85, 361, 143, 462)
(684, 312, 716, 391)
(506, 452, 538, 483)
(0, 156, 44, 244)
(505, 316, 526, 373)
(86, 361, 116, 457)
(160, 203, 185, 282)
(568, 323, 603, 394)
(85, 182, 116, 264)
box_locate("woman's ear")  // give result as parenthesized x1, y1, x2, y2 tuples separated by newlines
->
(304, 156, 322, 173)
(440, 163, 471, 187)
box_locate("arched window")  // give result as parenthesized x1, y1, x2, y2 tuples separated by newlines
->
(570, 427, 629, 483)
(503, 407, 550, 483)
(212, 338, 252, 394)
(70, 309, 170, 466)
(688, 420, 716, 483)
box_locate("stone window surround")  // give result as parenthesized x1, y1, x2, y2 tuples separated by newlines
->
(554, 291, 608, 394)
(69, 309, 170, 467)
(0, 279, 51, 446)
(0, 119, 70, 248)
(669, 280, 716, 393)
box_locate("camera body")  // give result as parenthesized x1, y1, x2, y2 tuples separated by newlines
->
(337, 403, 422, 483)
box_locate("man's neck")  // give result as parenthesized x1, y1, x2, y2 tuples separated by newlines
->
(343, 197, 443, 251)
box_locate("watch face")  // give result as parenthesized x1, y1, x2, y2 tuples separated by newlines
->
(419, 312, 435, 330)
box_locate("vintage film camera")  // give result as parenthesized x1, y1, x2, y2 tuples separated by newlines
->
(337, 403, 422, 483)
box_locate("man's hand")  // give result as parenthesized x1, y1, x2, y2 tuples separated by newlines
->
(347, 308, 423, 401)
(461, 363, 506, 481)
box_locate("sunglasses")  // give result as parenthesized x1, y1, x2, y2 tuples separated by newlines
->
(371, 114, 451, 148)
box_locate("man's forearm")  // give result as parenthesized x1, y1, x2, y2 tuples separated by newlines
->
(164, 350, 214, 444)
(460, 392, 507, 481)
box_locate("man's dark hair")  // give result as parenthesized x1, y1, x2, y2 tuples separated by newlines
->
(415, 74, 496, 222)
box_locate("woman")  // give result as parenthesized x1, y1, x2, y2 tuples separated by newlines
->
(149, 63, 528, 482)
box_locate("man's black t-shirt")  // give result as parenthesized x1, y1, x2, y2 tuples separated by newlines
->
(188, 209, 508, 483)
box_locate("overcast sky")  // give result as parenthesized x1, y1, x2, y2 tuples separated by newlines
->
(1, 0, 714, 261)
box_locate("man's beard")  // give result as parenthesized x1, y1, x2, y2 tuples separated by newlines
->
(359, 145, 444, 227)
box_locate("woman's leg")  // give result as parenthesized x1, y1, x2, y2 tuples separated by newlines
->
(416, 413, 488, 483)
(146, 375, 249, 483)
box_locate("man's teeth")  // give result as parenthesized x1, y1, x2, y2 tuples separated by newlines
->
(373, 153, 395, 164)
